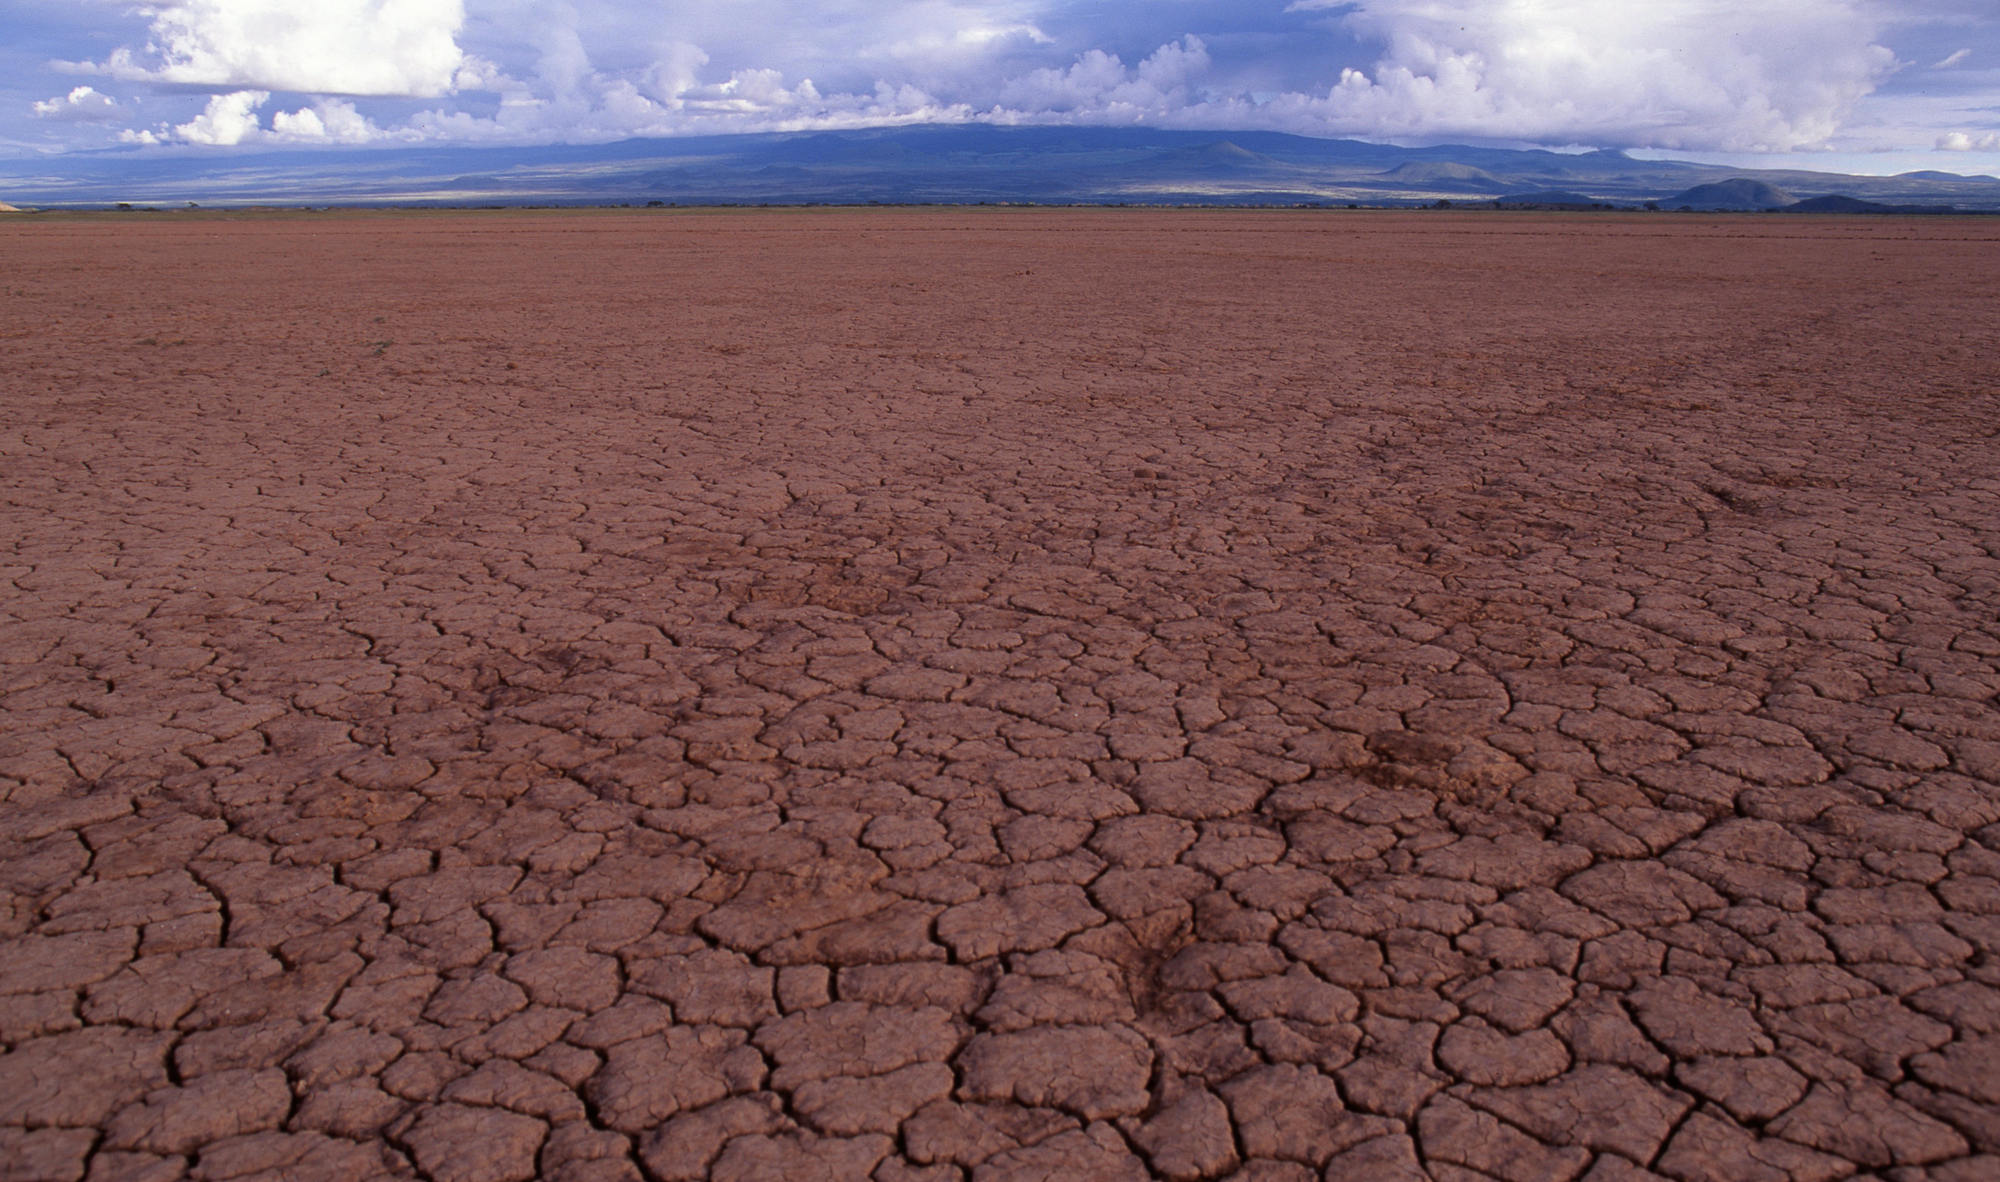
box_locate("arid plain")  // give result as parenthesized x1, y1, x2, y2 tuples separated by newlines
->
(3, 209, 1999, 1181)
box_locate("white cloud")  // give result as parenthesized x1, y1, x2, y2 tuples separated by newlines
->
(643, 42, 710, 107)
(875, 8, 1053, 81)
(123, 92, 395, 146)
(886, 19, 1049, 61)
(170, 89, 270, 146)
(270, 99, 383, 143)
(998, 38, 1212, 119)
(1283, 0, 1897, 151)
(1938, 130, 2000, 151)
(1935, 49, 1971, 69)
(99, 0, 466, 97)
(31, 86, 124, 122)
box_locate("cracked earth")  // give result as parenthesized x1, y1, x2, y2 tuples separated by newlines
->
(2, 208, 1998, 1181)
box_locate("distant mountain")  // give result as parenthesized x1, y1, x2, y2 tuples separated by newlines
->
(1667, 178, 1794, 210)
(3, 125, 1998, 210)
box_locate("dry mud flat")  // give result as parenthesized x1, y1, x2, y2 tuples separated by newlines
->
(2, 208, 1998, 1181)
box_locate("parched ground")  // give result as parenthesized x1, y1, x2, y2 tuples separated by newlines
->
(2, 208, 1998, 1182)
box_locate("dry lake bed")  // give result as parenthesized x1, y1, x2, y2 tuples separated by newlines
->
(3, 208, 1999, 1180)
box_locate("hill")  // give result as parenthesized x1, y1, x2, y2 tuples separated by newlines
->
(1787, 194, 1889, 214)
(1785, 194, 1959, 215)
(1666, 178, 1795, 210)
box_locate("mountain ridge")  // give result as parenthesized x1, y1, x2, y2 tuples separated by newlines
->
(4, 124, 1997, 210)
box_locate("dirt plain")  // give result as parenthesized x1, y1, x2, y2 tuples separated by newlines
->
(2, 208, 1999, 1181)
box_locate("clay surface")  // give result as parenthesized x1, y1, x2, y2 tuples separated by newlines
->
(3, 208, 1999, 1180)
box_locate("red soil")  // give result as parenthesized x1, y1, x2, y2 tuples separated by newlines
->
(2, 208, 1999, 1180)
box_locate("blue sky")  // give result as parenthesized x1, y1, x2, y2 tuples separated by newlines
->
(6, 1, 1999, 176)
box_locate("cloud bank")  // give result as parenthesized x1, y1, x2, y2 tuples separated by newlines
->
(49, 0, 1973, 161)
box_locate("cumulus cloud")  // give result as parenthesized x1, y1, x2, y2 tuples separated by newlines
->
(32, 86, 124, 122)
(270, 99, 384, 143)
(163, 89, 269, 146)
(96, 0, 466, 97)
(1286, 0, 1897, 151)
(643, 41, 711, 107)
(998, 37, 1212, 120)
(122, 91, 391, 146)
(1938, 130, 2000, 151)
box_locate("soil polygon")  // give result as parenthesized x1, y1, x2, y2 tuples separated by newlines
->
(2, 208, 1998, 1179)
